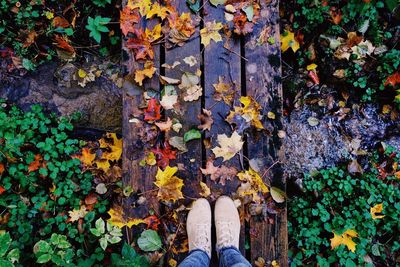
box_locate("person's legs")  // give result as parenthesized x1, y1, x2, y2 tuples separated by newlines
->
(178, 198, 212, 267)
(179, 249, 210, 267)
(218, 247, 251, 267)
(214, 196, 252, 267)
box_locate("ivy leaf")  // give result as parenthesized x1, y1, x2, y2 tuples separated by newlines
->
(137, 230, 162, 252)
(184, 129, 201, 142)
(154, 166, 184, 202)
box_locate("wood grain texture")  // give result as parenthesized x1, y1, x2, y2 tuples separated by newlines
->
(202, 2, 246, 255)
(164, 0, 202, 199)
(243, 0, 288, 265)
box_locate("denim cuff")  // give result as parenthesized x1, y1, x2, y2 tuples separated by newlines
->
(217, 246, 241, 255)
(188, 249, 211, 261)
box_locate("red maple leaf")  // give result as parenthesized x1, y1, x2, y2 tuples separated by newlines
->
(120, 6, 140, 36)
(152, 142, 177, 169)
(126, 29, 154, 60)
(144, 98, 161, 121)
(144, 215, 161, 230)
(384, 72, 400, 87)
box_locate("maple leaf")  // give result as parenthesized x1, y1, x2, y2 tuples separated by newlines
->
(99, 133, 122, 161)
(152, 142, 177, 169)
(198, 109, 214, 131)
(237, 168, 269, 194)
(280, 30, 300, 53)
(384, 72, 400, 87)
(179, 72, 202, 102)
(95, 159, 111, 172)
(127, 0, 151, 16)
(201, 160, 238, 185)
(160, 94, 178, 110)
(200, 21, 223, 47)
(330, 229, 358, 252)
(146, 3, 170, 19)
(370, 203, 385, 219)
(226, 96, 264, 131)
(74, 147, 96, 166)
(135, 61, 156, 86)
(167, 11, 195, 46)
(68, 206, 88, 222)
(155, 117, 173, 132)
(213, 76, 235, 105)
(107, 206, 145, 228)
(54, 35, 75, 55)
(212, 131, 244, 161)
(154, 166, 184, 202)
(120, 6, 140, 36)
(144, 98, 161, 121)
(145, 24, 162, 43)
(126, 30, 154, 60)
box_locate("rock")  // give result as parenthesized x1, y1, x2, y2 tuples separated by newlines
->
(0, 62, 122, 131)
(282, 104, 398, 178)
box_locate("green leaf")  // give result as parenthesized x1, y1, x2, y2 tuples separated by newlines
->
(345, 258, 357, 267)
(209, 0, 226, 6)
(137, 230, 162, 252)
(37, 254, 51, 264)
(95, 218, 105, 234)
(0, 259, 13, 267)
(0, 232, 11, 257)
(33, 240, 50, 254)
(99, 237, 108, 251)
(186, 0, 200, 12)
(184, 129, 201, 143)
(371, 244, 380, 256)
(7, 248, 20, 263)
(242, 5, 254, 21)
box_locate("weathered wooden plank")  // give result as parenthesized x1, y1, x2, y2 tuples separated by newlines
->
(202, 2, 246, 255)
(121, 0, 161, 225)
(243, 0, 288, 265)
(164, 0, 202, 198)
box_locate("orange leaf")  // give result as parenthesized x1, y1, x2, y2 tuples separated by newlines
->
(384, 72, 400, 87)
(73, 147, 96, 166)
(28, 154, 43, 172)
(0, 163, 4, 176)
(53, 16, 70, 28)
(152, 142, 177, 169)
(54, 35, 75, 54)
(0, 186, 5, 195)
(144, 98, 161, 121)
(134, 61, 156, 86)
(126, 30, 154, 60)
(120, 6, 140, 36)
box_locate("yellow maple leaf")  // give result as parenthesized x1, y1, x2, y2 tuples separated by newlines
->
(146, 2, 170, 19)
(200, 21, 223, 47)
(127, 0, 151, 16)
(95, 159, 111, 172)
(107, 206, 145, 228)
(74, 147, 96, 166)
(280, 30, 300, 53)
(154, 166, 184, 202)
(69, 206, 88, 222)
(330, 229, 358, 252)
(135, 61, 156, 86)
(227, 96, 264, 129)
(370, 203, 385, 219)
(212, 131, 244, 161)
(145, 24, 162, 43)
(213, 76, 235, 105)
(99, 133, 122, 162)
(237, 168, 269, 194)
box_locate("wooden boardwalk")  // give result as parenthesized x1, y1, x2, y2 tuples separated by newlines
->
(121, 0, 287, 265)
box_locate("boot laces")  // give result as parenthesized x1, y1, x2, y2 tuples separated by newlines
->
(193, 223, 210, 254)
(216, 221, 234, 249)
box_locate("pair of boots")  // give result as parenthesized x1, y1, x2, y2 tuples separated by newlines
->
(187, 196, 240, 258)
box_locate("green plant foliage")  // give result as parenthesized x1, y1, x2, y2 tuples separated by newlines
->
(86, 16, 111, 44)
(137, 230, 163, 252)
(89, 218, 123, 250)
(0, 101, 116, 265)
(288, 150, 400, 266)
(111, 243, 150, 266)
(93, 0, 112, 8)
(0, 232, 20, 267)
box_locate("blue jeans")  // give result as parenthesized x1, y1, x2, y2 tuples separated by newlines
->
(178, 247, 252, 267)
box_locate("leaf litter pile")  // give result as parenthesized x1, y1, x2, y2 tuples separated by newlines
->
(111, 0, 284, 264)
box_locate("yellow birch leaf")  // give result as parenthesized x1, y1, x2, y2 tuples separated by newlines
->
(330, 229, 358, 252)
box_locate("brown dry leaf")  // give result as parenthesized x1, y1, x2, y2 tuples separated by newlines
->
(28, 154, 43, 172)
(198, 109, 214, 131)
(179, 72, 202, 102)
(213, 76, 235, 105)
(68, 206, 88, 222)
(53, 16, 70, 28)
(135, 61, 156, 86)
(200, 160, 237, 185)
(23, 30, 38, 48)
(154, 166, 184, 202)
(155, 118, 173, 132)
(159, 75, 180, 85)
(167, 11, 195, 46)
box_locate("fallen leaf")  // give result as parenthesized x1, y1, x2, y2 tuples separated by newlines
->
(384, 72, 400, 87)
(69, 206, 88, 222)
(159, 75, 180, 85)
(127, 0, 152, 16)
(152, 142, 177, 168)
(199, 182, 211, 197)
(179, 72, 202, 102)
(107, 206, 145, 228)
(200, 21, 223, 47)
(135, 61, 156, 86)
(120, 6, 140, 36)
(270, 187, 285, 203)
(168, 136, 188, 152)
(370, 203, 385, 219)
(237, 168, 269, 194)
(144, 98, 161, 121)
(280, 30, 300, 53)
(213, 76, 235, 105)
(28, 154, 44, 172)
(183, 56, 197, 67)
(198, 109, 214, 131)
(226, 96, 264, 131)
(74, 147, 96, 166)
(210, 0, 226, 6)
(212, 131, 244, 161)
(330, 229, 358, 252)
(167, 12, 195, 46)
(154, 166, 184, 202)
(99, 133, 122, 161)
(146, 2, 170, 19)
(160, 85, 178, 110)
(95, 159, 111, 172)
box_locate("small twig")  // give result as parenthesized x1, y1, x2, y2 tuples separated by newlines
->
(223, 46, 248, 61)
(137, 188, 158, 196)
(261, 160, 280, 179)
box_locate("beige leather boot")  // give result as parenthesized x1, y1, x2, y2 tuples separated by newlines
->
(215, 196, 240, 251)
(186, 198, 212, 258)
